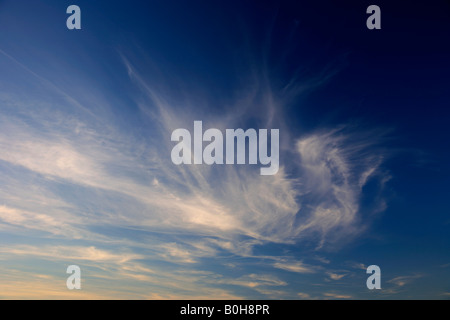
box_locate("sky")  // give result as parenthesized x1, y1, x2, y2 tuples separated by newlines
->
(0, 0, 449, 299)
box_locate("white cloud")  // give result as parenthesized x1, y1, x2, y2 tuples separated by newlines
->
(0, 47, 391, 299)
(351, 263, 367, 270)
(213, 273, 287, 290)
(273, 261, 316, 274)
(327, 272, 346, 280)
(0, 245, 141, 264)
(294, 128, 388, 247)
(387, 274, 423, 287)
(297, 292, 312, 299)
(323, 292, 352, 299)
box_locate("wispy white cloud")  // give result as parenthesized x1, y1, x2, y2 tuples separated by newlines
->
(294, 128, 389, 248)
(216, 273, 287, 289)
(387, 274, 423, 287)
(327, 272, 346, 281)
(273, 260, 316, 274)
(323, 292, 352, 299)
(350, 262, 367, 270)
(0, 42, 391, 299)
(297, 292, 312, 299)
(0, 245, 141, 264)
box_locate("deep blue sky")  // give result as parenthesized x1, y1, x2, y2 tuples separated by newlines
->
(0, 0, 449, 299)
